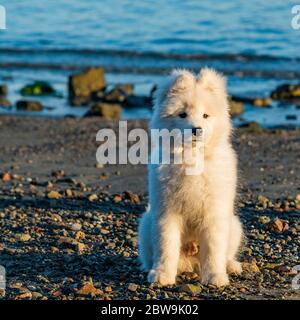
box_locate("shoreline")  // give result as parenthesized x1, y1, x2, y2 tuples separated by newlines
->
(0, 116, 299, 199)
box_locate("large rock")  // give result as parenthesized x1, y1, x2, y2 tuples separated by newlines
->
(20, 81, 56, 96)
(69, 67, 106, 106)
(85, 102, 121, 119)
(16, 100, 43, 111)
(271, 83, 300, 100)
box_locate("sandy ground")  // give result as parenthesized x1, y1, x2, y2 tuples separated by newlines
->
(0, 116, 299, 300)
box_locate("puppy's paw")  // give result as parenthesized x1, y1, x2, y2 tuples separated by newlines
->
(227, 260, 242, 275)
(201, 272, 229, 287)
(147, 269, 176, 286)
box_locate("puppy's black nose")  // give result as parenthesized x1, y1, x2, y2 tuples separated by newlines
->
(192, 127, 202, 136)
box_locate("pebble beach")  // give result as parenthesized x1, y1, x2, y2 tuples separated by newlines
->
(0, 116, 299, 300)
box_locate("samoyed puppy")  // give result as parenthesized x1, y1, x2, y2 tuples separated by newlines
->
(138, 68, 243, 287)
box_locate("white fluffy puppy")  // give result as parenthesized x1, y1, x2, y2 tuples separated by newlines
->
(138, 68, 243, 287)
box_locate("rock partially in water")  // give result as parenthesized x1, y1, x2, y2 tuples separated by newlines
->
(286, 114, 297, 120)
(271, 83, 300, 100)
(0, 84, 8, 96)
(114, 83, 134, 96)
(103, 83, 134, 103)
(85, 102, 121, 119)
(16, 100, 43, 111)
(230, 95, 272, 108)
(229, 99, 244, 117)
(69, 67, 106, 106)
(253, 97, 272, 107)
(20, 81, 57, 96)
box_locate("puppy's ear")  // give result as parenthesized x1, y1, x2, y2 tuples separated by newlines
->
(198, 68, 227, 98)
(169, 69, 194, 94)
(153, 69, 194, 106)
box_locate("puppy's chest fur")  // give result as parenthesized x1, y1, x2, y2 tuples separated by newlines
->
(159, 164, 208, 219)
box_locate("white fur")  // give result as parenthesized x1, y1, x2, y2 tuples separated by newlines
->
(138, 68, 243, 287)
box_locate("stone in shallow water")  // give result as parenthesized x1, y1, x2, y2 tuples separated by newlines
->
(69, 67, 106, 105)
(253, 97, 272, 107)
(271, 83, 300, 100)
(103, 84, 134, 103)
(16, 100, 43, 111)
(229, 99, 244, 117)
(20, 81, 56, 96)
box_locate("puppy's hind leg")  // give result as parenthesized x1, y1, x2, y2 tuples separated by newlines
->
(138, 211, 153, 272)
(227, 215, 243, 275)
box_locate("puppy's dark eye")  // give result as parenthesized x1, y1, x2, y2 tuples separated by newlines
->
(203, 113, 209, 119)
(178, 112, 187, 118)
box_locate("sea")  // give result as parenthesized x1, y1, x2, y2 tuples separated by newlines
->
(0, 0, 300, 127)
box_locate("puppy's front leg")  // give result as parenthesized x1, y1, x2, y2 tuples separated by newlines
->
(200, 211, 230, 287)
(148, 214, 182, 286)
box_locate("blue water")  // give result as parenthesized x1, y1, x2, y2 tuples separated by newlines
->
(0, 0, 300, 126)
(1, 0, 300, 57)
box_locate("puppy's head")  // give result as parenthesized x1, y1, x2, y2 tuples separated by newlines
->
(151, 68, 232, 147)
